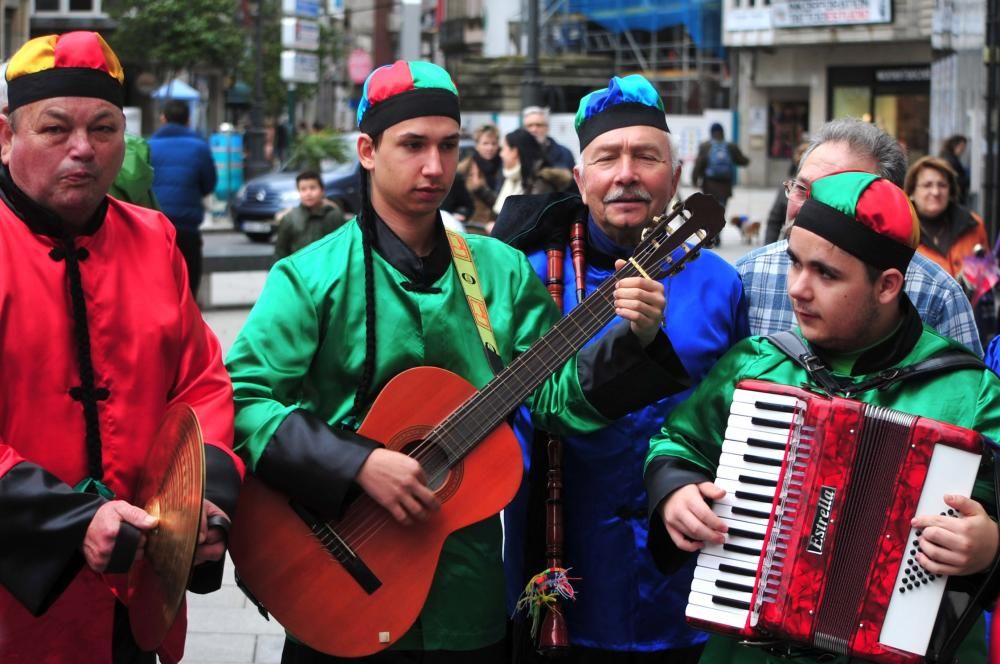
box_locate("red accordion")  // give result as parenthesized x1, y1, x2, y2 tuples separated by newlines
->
(686, 379, 985, 663)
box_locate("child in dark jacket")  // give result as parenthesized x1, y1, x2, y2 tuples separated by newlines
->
(274, 171, 346, 259)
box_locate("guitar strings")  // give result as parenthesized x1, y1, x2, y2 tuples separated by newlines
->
(335, 233, 698, 551)
(330, 223, 704, 550)
(323, 218, 709, 552)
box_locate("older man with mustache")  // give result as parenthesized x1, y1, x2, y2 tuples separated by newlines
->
(495, 74, 749, 664)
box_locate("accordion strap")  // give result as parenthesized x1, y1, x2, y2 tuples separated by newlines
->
(766, 330, 984, 397)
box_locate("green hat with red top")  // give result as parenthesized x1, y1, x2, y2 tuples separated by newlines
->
(793, 170, 920, 273)
(356, 60, 460, 136)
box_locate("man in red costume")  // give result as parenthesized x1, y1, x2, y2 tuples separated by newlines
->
(0, 32, 243, 663)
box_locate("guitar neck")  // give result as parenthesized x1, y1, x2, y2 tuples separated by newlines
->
(427, 196, 720, 464)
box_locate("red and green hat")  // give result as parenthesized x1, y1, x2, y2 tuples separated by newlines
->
(356, 60, 459, 136)
(794, 170, 920, 272)
(5, 31, 124, 112)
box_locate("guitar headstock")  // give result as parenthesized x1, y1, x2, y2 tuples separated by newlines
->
(633, 192, 726, 281)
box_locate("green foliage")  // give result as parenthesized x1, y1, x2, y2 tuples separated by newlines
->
(287, 130, 352, 171)
(110, 0, 344, 120)
(109, 0, 246, 76)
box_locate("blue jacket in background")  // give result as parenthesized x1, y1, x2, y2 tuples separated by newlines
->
(148, 123, 217, 232)
(502, 216, 750, 652)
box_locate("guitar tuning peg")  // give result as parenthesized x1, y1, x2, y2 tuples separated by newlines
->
(694, 229, 707, 241)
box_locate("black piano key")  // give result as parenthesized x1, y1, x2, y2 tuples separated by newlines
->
(719, 563, 757, 577)
(734, 490, 774, 504)
(724, 542, 763, 556)
(713, 596, 751, 611)
(716, 579, 755, 593)
(746, 437, 787, 451)
(732, 506, 771, 520)
(754, 400, 797, 413)
(728, 527, 765, 540)
(738, 475, 778, 488)
(744, 454, 783, 467)
(750, 416, 791, 430)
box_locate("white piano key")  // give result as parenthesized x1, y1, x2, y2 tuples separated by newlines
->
(701, 540, 762, 566)
(693, 565, 759, 592)
(721, 440, 786, 463)
(726, 424, 791, 446)
(694, 552, 759, 576)
(711, 502, 772, 528)
(729, 400, 798, 423)
(691, 578, 753, 605)
(686, 599, 750, 630)
(732, 389, 803, 410)
(718, 452, 783, 479)
(687, 590, 752, 618)
(719, 516, 768, 538)
(728, 413, 794, 435)
(716, 464, 781, 487)
(715, 477, 778, 509)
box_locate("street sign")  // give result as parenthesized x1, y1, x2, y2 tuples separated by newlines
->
(281, 17, 320, 51)
(347, 48, 373, 84)
(280, 50, 320, 84)
(281, 0, 320, 19)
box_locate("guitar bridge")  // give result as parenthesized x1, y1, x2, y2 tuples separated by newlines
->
(290, 500, 383, 594)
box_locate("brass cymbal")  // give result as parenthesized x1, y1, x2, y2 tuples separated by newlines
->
(128, 403, 205, 651)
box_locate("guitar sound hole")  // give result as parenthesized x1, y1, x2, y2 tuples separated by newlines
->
(402, 440, 450, 491)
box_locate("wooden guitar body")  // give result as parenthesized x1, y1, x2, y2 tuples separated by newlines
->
(229, 366, 523, 657)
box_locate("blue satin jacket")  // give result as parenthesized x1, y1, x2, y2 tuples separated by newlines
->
(503, 219, 750, 651)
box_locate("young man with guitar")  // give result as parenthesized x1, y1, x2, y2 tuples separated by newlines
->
(493, 75, 749, 664)
(225, 61, 693, 663)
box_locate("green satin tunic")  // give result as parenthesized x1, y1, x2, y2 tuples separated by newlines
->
(227, 219, 610, 651)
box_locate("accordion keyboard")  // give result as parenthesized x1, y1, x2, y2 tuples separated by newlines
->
(686, 387, 805, 631)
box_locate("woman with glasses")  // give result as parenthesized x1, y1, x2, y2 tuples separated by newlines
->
(904, 156, 987, 278)
(904, 156, 994, 344)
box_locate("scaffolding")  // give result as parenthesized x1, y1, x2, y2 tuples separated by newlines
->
(539, 0, 728, 113)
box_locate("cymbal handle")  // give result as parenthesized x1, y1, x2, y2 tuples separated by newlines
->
(106, 521, 142, 574)
(207, 514, 231, 541)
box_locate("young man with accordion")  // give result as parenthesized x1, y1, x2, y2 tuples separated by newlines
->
(645, 171, 1000, 663)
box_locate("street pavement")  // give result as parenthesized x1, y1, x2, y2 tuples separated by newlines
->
(185, 185, 778, 663)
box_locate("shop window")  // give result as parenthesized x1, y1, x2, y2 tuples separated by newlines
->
(33, 0, 101, 13)
(768, 100, 808, 159)
(833, 86, 872, 120)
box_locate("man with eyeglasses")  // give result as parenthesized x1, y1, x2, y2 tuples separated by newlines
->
(734, 118, 982, 356)
(522, 106, 577, 171)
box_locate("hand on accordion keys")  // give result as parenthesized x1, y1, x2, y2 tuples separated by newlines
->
(909, 493, 1000, 577)
(660, 481, 730, 552)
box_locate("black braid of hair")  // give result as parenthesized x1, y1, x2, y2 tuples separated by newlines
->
(350, 169, 378, 421)
(60, 236, 105, 481)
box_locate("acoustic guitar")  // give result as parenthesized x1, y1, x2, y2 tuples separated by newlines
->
(228, 192, 725, 657)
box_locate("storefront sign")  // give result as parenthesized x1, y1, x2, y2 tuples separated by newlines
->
(875, 67, 930, 82)
(772, 0, 892, 27)
(725, 8, 773, 32)
(280, 50, 320, 84)
(281, 0, 320, 19)
(281, 17, 320, 51)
